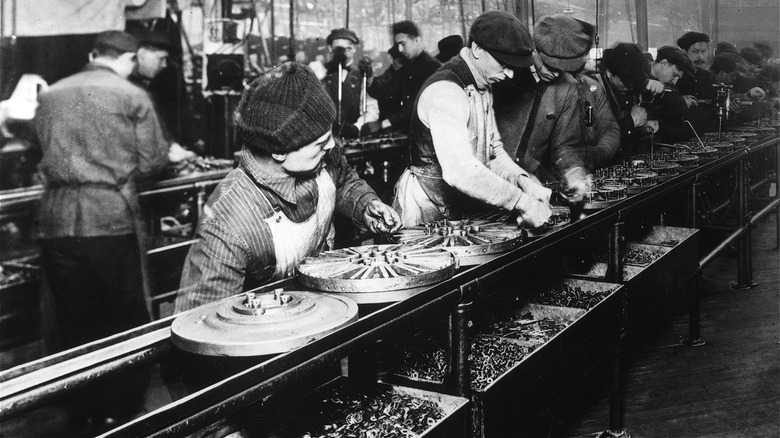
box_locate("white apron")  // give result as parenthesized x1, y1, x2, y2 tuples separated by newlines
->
(264, 170, 337, 279)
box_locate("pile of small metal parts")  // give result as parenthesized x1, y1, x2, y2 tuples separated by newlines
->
(395, 339, 449, 383)
(0, 264, 37, 287)
(596, 165, 658, 193)
(482, 312, 569, 345)
(166, 156, 234, 178)
(469, 335, 530, 391)
(300, 383, 445, 438)
(531, 283, 611, 310)
(621, 246, 666, 265)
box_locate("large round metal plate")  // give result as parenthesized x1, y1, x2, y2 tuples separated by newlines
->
(171, 289, 358, 357)
(582, 181, 628, 210)
(296, 244, 456, 295)
(390, 214, 526, 265)
(527, 206, 571, 237)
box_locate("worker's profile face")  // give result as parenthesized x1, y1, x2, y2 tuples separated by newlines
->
(473, 44, 514, 84)
(330, 39, 356, 63)
(394, 33, 422, 60)
(136, 46, 169, 79)
(655, 60, 683, 85)
(532, 51, 561, 82)
(280, 131, 335, 176)
(607, 71, 631, 93)
(686, 42, 709, 68)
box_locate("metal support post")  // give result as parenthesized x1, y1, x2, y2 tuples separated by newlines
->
(775, 144, 780, 251)
(681, 271, 705, 347)
(689, 181, 700, 229)
(450, 301, 471, 399)
(733, 157, 757, 289)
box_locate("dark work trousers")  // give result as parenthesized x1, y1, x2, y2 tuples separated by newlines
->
(39, 235, 152, 423)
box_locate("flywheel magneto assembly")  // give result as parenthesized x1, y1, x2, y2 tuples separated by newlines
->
(390, 213, 527, 266)
(296, 244, 458, 304)
(171, 288, 358, 357)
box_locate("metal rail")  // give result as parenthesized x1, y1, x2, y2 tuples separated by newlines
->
(0, 133, 777, 437)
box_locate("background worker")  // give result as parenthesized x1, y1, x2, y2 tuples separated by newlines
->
(32, 30, 170, 432)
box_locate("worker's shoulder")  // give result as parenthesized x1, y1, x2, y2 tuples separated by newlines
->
(203, 169, 274, 224)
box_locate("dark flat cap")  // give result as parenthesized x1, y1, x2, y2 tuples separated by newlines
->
(94, 30, 138, 53)
(753, 41, 773, 58)
(138, 30, 175, 52)
(470, 10, 534, 69)
(677, 32, 710, 51)
(534, 14, 594, 72)
(740, 47, 764, 65)
(326, 28, 359, 46)
(602, 42, 650, 91)
(656, 45, 695, 77)
(436, 34, 464, 63)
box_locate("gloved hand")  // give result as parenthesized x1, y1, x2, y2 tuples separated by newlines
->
(334, 123, 359, 139)
(360, 121, 383, 136)
(325, 46, 348, 74)
(168, 142, 197, 163)
(563, 167, 591, 203)
(514, 193, 552, 229)
(358, 56, 373, 78)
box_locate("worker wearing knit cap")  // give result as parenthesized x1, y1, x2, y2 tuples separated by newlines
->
(394, 10, 552, 228)
(176, 62, 401, 312)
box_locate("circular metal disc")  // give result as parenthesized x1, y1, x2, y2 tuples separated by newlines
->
(390, 213, 526, 265)
(526, 206, 571, 237)
(171, 290, 358, 357)
(296, 244, 456, 299)
(582, 181, 628, 210)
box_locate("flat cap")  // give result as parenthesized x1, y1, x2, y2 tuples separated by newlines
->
(94, 30, 138, 53)
(436, 34, 464, 63)
(326, 28, 359, 46)
(534, 14, 594, 72)
(677, 32, 710, 51)
(470, 10, 534, 69)
(602, 42, 650, 91)
(138, 30, 175, 52)
(656, 46, 695, 77)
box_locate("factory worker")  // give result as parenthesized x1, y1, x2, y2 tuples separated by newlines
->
(175, 62, 401, 312)
(393, 10, 552, 228)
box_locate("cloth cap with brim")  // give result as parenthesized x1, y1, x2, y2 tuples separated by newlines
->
(534, 14, 594, 72)
(326, 28, 359, 46)
(676, 32, 710, 51)
(139, 31, 175, 52)
(602, 43, 650, 91)
(740, 47, 764, 65)
(234, 62, 336, 154)
(656, 45, 695, 77)
(469, 10, 534, 69)
(436, 34, 464, 63)
(94, 30, 138, 53)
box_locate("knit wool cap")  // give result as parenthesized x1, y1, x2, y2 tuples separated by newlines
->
(234, 62, 336, 154)
(602, 42, 650, 91)
(533, 14, 594, 72)
(326, 28, 359, 46)
(94, 30, 138, 53)
(655, 45, 695, 77)
(677, 32, 710, 51)
(469, 10, 534, 69)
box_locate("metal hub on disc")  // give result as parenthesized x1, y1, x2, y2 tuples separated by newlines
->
(296, 244, 457, 303)
(171, 288, 358, 356)
(390, 214, 526, 266)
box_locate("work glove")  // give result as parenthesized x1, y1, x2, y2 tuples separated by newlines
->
(360, 121, 383, 136)
(645, 79, 665, 95)
(333, 123, 359, 139)
(630, 106, 648, 127)
(168, 142, 197, 163)
(357, 56, 373, 78)
(562, 167, 591, 203)
(514, 193, 552, 229)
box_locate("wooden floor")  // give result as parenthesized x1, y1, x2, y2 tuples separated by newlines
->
(549, 213, 780, 438)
